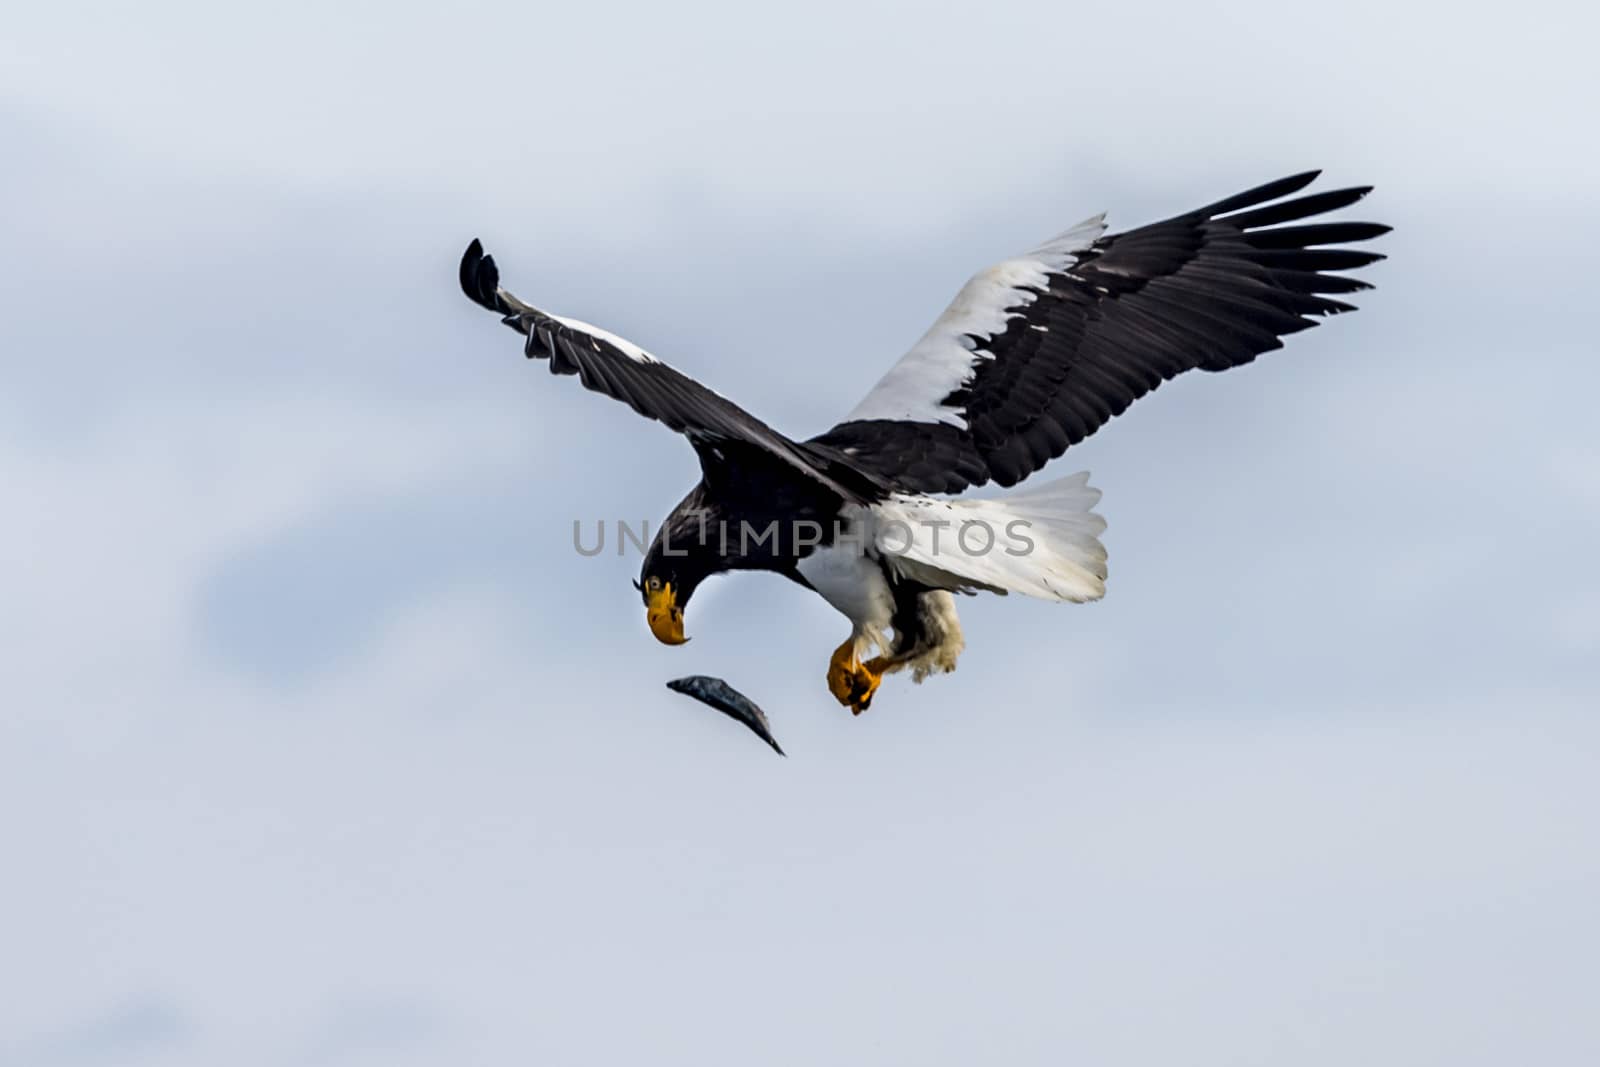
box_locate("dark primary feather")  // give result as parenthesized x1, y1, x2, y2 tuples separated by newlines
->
(810, 172, 1390, 493)
(459, 240, 883, 504)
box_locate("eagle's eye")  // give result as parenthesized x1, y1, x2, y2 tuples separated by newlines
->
(646, 576, 662, 593)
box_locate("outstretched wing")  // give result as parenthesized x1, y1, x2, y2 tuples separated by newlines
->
(460, 240, 878, 502)
(809, 172, 1389, 493)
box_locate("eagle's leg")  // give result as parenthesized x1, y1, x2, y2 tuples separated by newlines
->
(826, 638, 883, 715)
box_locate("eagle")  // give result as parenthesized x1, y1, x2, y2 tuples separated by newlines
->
(459, 171, 1387, 713)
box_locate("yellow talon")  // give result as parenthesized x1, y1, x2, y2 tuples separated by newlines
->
(826, 639, 884, 715)
(826, 640, 856, 706)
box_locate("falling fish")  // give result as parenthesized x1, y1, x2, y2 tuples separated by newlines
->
(666, 676, 785, 756)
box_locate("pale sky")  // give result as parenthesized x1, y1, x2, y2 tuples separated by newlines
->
(3, 2, 1598, 1065)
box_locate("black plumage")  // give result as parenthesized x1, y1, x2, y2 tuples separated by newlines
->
(809, 171, 1389, 493)
(459, 239, 879, 506)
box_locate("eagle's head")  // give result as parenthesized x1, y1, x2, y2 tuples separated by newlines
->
(636, 492, 718, 646)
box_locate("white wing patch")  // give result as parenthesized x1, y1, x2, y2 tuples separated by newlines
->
(548, 313, 660, 364)
(844, 214, 1106, 428)
(494, 283, 661, 366)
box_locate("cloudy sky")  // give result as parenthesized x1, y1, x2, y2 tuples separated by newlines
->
(4, 2, 1597, 1064)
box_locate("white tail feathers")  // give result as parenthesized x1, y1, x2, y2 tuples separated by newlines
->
(870, 472, 1108, 603)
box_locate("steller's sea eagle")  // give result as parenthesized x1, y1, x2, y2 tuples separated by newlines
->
(459, 171, 1387, 713)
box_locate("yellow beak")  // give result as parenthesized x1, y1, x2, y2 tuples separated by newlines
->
(646, 583, 688, 645)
